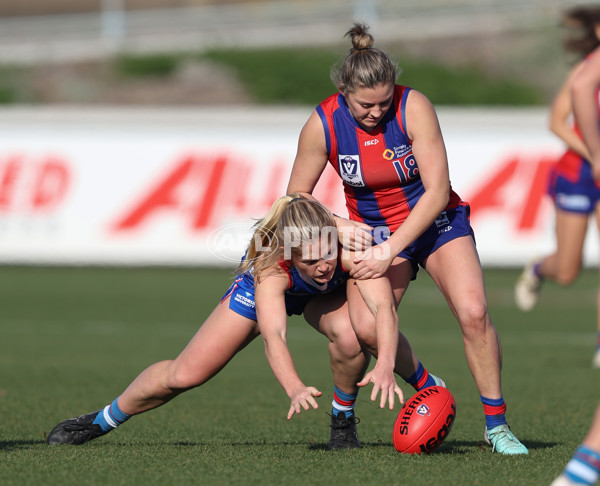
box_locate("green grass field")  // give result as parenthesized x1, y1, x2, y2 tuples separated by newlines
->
(1, 266, 599, 485)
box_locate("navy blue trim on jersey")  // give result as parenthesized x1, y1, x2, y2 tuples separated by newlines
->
(400, 87, 411, 135)
(334, 96, 361, 156)
(316, 104, 331, 155)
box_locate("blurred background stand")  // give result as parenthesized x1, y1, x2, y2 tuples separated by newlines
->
(0, 0, 580, 65)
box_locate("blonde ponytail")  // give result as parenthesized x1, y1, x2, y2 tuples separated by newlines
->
(236, 194, 336, 282)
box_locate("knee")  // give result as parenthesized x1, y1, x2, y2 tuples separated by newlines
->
(554, 268, 579, 286)
(164, 361, 202, 392)
(330, 328, 364, 360)
(457, 302, 489, 337)
(348, 308, 377, 350)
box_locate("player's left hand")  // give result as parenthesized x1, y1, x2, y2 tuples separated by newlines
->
(287, 385, 322, 420)
(357, 366, 404, 410)
(350, 242, 394, 279)
(335, 217, 373, 251)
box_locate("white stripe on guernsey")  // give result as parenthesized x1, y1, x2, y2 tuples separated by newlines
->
(331, 400, 353, 412)
(567, 459, 598, 483)
(103, 405, 119, 429)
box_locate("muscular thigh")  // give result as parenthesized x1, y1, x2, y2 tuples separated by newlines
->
(174, 297, 260, 383)
(387, 257, 416, 305)
(345, 256, 412, 338)
(423, 236, 486, 313)
(555, 207, 589, 270)
(303, 286, 350, 340)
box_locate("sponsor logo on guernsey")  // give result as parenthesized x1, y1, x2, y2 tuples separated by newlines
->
(364, 139, 379, 146)
(383, 149, 395, 160)
(393, 144, 412, 158)
(338, 154, 365, 187)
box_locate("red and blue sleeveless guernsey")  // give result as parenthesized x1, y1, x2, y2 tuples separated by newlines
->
(317, 85, 462, 232)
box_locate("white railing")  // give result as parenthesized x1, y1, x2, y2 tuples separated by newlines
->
(0, 0, 580, 64)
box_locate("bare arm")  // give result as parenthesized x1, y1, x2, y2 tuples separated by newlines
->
(549, 61, 592, 160)
(286, 110, 329, 198)
(572, 47, 600, 178)
(350, 275, 403, 409)
(255, 270, 322, 419)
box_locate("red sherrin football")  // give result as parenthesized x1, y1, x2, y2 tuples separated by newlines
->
(393, 386, 456, 454)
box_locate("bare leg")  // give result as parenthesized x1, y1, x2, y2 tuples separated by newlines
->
(118, 299, 260, 415)
(303, 287, 369, 395)
(424, 236, 502, 399)
(551, 403, 600, 485)
(539, 208, 588, 285)
(594, 207, 600, 361)
(583, 403, 600, 451)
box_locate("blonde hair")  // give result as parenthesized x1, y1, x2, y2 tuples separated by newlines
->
(331, 22, 399, 94)
(236, 194, 337, 282)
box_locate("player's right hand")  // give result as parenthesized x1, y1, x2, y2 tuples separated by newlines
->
(357, 366, 404, 410)
(287, 386, 322, 420)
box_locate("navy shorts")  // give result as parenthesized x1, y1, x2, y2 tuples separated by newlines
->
(548, 163, 600, 215)
(221, 280, 314, 320)
(397, 204, 474, 278)
(222, 280, 258, 320)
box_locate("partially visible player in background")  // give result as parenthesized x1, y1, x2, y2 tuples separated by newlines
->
(551, 403, 600, 486)
(515, 5, 600, 369)
(550, 33, 600, 486)
(46, 195, 442, 450)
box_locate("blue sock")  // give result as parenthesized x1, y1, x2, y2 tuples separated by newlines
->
(332, 386, 357, 419)
(481, 395, 507, 430)
(533, 262, 543, 280)
(405, 361, 436, 391)
(563, 445, 600, 485)
(93, 397, 131, 433)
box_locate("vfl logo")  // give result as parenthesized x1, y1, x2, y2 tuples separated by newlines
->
(416, 404, 430, 416)
(338, 154, 365, 187)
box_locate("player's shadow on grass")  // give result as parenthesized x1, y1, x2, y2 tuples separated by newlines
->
(0, 440, 41, 451)
(307, 440, 474, 453)
(308, 439, 557, 453)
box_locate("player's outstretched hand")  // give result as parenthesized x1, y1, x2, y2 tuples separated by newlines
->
(287, 386, 323, 420)
(357, 366, 404, 410)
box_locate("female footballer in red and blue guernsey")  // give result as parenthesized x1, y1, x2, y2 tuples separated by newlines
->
(287, 23, 528, 455)
(551, 10, 600, 485)
(516, 5, 600, 371)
